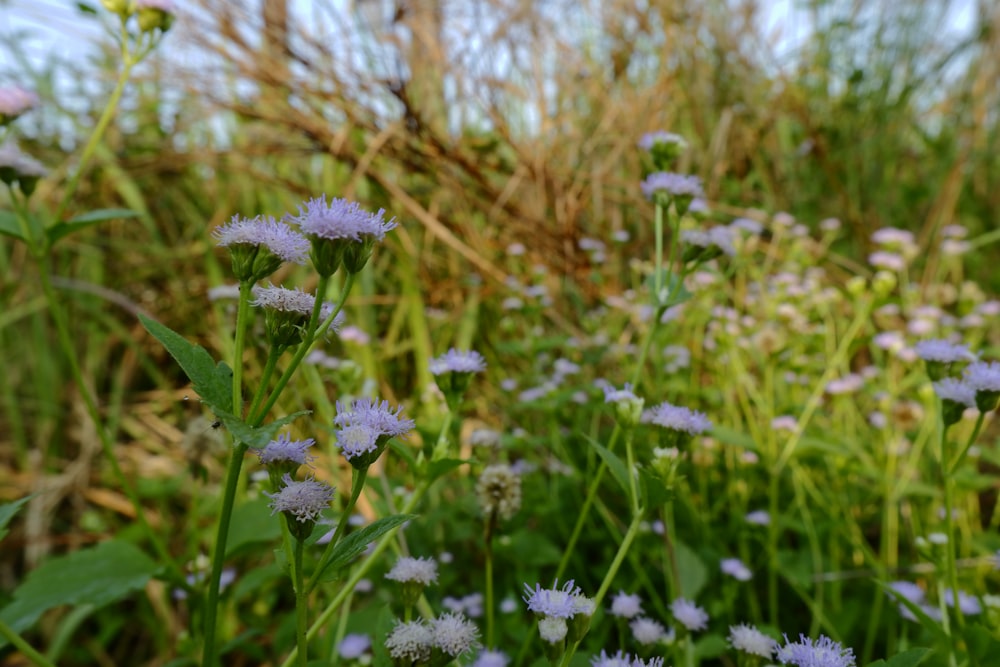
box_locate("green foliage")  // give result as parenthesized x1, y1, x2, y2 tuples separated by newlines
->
(0, 496, 31, 542)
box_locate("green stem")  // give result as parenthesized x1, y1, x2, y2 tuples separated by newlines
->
(940, 427, 964, 635)
(279, 478, 433, 667)
(0, 617, 58, 667)
(654, 201, 664, 303)
(247, 347, 282, 420)
(554, 425, 621, 581)
(308, 466, 368, 594)
(485, 515, 497, 648)
(623, 429, 639, 514)
(294, 537, 308, 667)
(202, 441, 249, 667)
(232, 282, 254, 417)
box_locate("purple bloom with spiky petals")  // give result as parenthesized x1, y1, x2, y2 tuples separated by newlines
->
(933, 377, 977, 408)
(964, 361, 1000, 393)
(265, 473, 334, 523)
(914, 339, 975, 363)
(290, 195, 396, 241)
(334, 398, 415, 441)
(640, 172, 704, 201)
(523, 580, 583, 619)
(335, 422, 380, 461)
(255, 433, 316, 466)
(642, 402, 712, 435)
(670, 597, 708, 631)
(214, 216, 309, 263)
(592, 650, 665, 667)
(776, 634, 856, 667)
(609, 591, 643, 619)
(430, 349, 487, 375)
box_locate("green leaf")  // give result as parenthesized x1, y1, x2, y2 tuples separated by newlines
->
(318, 514, 415, 581)
(227, 498, 282, 557)
(0, 210, 26, 241)
(221, 410, 311, 450)
(139, 314, 233, 416)
(883, 647, 932, 667)
(638, 468, 670, 508)
(45, 208, 139, 246)
(0, 496, 32, 542)
(0, 540, 158, 647)
(965, 624, 1000, 663)
(675, 540, 707, 599)
(585, 436, 631, 501)
(644, 270, 694, 307)
(693, 633, 728, 660)
(371, 605, 396, 667)
(388, 440, 418, 469)
(426, 458, 466, 482)
(879, 582, 950, 645)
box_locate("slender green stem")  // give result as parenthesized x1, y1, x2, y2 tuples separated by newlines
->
(293, 537, 308, 667)
(232, 282, 254, 417)
(202, 441, 249, 667)
(554, 425, 621, 581)
(654, 202, 665, 303)
(661, 500, 680, 601)
(308, 466, 368, 594)
(948, 412, 986, 475)
(484, 514, 497, 648)
(0, 617, 58, 667)
(940, 426, 964, 635)
(279, 478, 433, 667)
(246, 347, 282, 420)
(623, 429, 639, 514)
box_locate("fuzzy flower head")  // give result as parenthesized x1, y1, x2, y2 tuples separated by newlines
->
(133, 0, 176, 33)
(265, 474, 334, 540)
(963, 360, 1000, 412)
(642, 401, 712, 448)
(609, 591, 644, 619)
(523, 580, 583, 619)
(728, 623, 776, 658)
(640, 171, 704, 210)
(473, 650, 510, 667)
(915, 338, 976, 381)
(288, 195, 396, 275)
(681, 226, 737, 264)
(670, 597, 708, 632)
(476, 464, 522, 521)
(0, 86, 38, 125)
(720, 558, 753, 581)
(0, 142, 47, 196)
(431, 612, 480, 659)
(537, 616, 568, 644)
(603, 383, 645, 427)
(639, 131, 687, 169)
(431, 349, 487, 409)
(630, 617, 667, 645)
(777, 634, 856, 667)
(933, 377, 978, 426)
(254, 433, 316, 479)
(214, 215, 309, 282)
(385, 619, 433, 663)
(386, 556, 438, 585)
(337, 633, 371, 659)
(592, 650, 665, 667)
(251, 285, 336, 348)
(333, 398, 414, 468)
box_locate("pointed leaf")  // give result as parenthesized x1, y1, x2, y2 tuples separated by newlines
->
(0, 496, 32, 542)
(675, 540, 707, 599)
(0, 540, 158, 647)
(883, 647, 932, 667)
(426, 458, 466, 482)
(221, 410, 311, 449)
(318, 514, 415, 581)
(139, 314, 233, 415)
(585, 436, 631, 501)
(46, 208, 139, 245)
(0, 210, 26, 241)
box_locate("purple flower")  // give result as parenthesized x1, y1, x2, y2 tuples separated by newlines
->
(670, 597, 708, 632)
(385, 620, 433, 663)
(523, 580, 583, 619)
(629, 617, 667, 645)
(642, 402, 712, 435)
(385, 556, 438, 585)
(728, 623, 776, 658)
(265, 473, 334, 523)
(0, 87, 38, 123)
(638, 131, 686, 152)
(592, 650, 665, 667)
(337, 633, 371, 659)
(720, 558, 752, 581)
(933, 378, 977, 408)
(640, 172, 704, 201)
(964, 361, 1000, 392)
(290, 195, 396, 241)
(681, 226, 736, 259)
(609, 591, 643, 619)
(776, 634, 856, 667)
(431, 612, 480, 657)
(430, 349, 487, 375)
(914, 339, 975, 363)
(334, 398, 414, 441)
(214, 215, 310, 262)
(254, 433, 316, 466)
(473, 650, 510, 667)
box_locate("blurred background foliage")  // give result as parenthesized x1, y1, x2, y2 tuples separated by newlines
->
(1, 1, 999, 659)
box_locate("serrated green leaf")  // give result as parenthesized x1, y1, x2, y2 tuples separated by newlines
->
(318, 514, 415, 581)
(0, 496, 32, 542)
(139, 314, 233, 416)
(883, 647, 932, 667)
(45, 208, 139, 245)
(0, 210, 26, 241)
(585, 436, 631, 501)
(0, 540, 158, 647)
